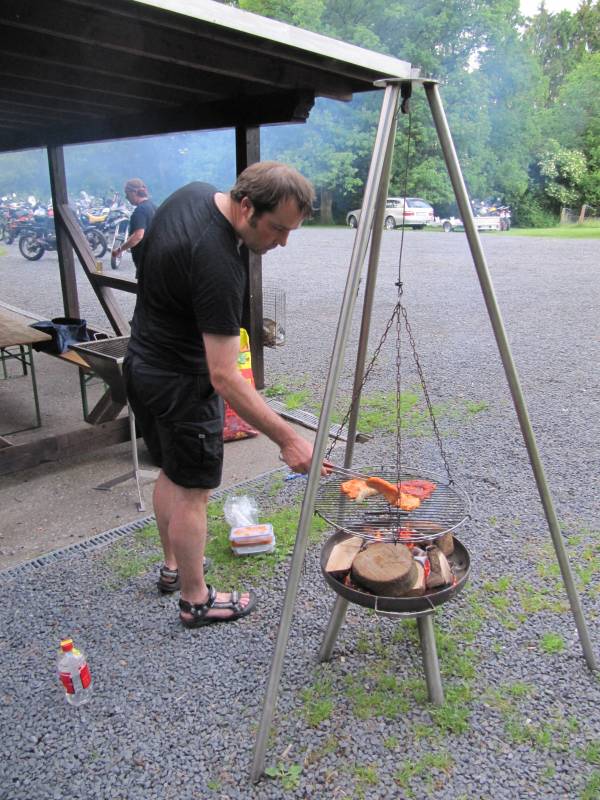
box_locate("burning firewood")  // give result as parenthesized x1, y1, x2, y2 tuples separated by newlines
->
(351, 542, 416, 596)
(425, 546, 453, 589)
(436, 532, 455, 556)
(403, 561, 427, 597)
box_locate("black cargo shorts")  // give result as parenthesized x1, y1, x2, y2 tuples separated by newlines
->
(123, 353, 224, 489)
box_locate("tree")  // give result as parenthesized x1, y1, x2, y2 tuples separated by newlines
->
(537, 140, 588, 208)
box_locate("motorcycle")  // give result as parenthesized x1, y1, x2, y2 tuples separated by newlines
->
(108, 214, 131, 270)
(78, 194, 130, 240)
(19, 216, 107, 261)
(3, 203, 37, 244)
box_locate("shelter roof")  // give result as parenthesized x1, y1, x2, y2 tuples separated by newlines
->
(0, 0, 413, 153)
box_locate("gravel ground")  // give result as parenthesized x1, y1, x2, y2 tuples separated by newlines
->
(1, 228, 599, 799)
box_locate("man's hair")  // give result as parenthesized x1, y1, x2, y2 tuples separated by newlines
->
(230, 162, 315, 218)
(124, 178, 149, 199)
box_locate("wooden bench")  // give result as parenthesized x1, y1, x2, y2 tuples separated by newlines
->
(0, 301, 110, 422)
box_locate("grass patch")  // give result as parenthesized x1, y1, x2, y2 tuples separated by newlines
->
(266, 378, 489, 439)
(205, 500, 330, 587)
(429, 684, 472, 734)
(103, 524, 162, 581)
(304, 735, 339, 766)
(540, 632, 565, 654)
(101, 500, 329, 589)
(394, 750, 454, 796)
(580, 741, 600, 765)
(301, 676, 335, 727)
(344, 666, 413, 720)
(506, 226, 600, 239)
(263, 377, 318, 412)
(582, 771, 600, 800)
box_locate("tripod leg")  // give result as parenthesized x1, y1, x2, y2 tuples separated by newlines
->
(319, 595, 350, 662)
(416, 614, 444, 706)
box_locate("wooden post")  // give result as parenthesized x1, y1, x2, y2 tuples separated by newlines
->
(235, 126, 264, 389)
(47, 146, 80, 318)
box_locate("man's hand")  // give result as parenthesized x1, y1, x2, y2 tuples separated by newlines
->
(279, 434, 331, 476)
(111, 247, 121, 257)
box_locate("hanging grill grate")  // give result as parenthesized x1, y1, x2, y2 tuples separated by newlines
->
(315, 465, 470, 545)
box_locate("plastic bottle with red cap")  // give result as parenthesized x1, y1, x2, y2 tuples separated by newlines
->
(57, 638, 92, 706)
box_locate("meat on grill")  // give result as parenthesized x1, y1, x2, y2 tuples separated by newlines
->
(340, 475, 437, 511)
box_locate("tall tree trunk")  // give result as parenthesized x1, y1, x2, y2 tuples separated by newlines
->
(319, 188, 333, 225)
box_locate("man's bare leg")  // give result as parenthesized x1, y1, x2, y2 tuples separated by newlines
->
(162, 474, 251, 621)
(154, 470, 177, 570)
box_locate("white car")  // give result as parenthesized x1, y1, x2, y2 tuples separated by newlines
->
(346, 197, 435, 230)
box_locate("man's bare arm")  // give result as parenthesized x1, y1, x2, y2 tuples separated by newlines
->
(203, 332, 325, 474)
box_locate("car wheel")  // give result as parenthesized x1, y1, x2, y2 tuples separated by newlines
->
(384, 216, 396, 230)
(442, 221, 453, 233)
(347, 215, 358, 229)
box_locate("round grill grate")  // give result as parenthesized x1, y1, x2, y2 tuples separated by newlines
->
(315, 465, 470, 544)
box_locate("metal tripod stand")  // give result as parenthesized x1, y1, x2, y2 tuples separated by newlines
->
(250, 77, 597, 783)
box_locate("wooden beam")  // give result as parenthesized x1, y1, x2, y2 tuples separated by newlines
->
(47, 146, 79, 318)
(54, 203, 131, 336)
(0, 91, 314, 153)
(90, 273, 138, 293)
(0, 417, 131, 475)
(235, 126, 265, 390)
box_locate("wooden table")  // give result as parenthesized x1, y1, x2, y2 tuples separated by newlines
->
(0, 308, 51, 434)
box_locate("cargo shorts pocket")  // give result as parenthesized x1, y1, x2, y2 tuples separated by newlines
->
(168, 417, 224, 469)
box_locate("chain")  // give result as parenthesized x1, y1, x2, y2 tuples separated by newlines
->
(398, 297, 454, 484)
(325, 303, 401, 461)
(327, 87, 454, 485)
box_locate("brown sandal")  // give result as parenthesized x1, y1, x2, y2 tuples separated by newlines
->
(179, 585, 257, 628)
(157, 558, 212, 593)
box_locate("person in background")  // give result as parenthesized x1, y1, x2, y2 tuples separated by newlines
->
(123, 162, 330, 629)
(112, 178, 156, 274)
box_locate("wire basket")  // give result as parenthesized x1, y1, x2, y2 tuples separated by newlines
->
(262, 287, 285, 347)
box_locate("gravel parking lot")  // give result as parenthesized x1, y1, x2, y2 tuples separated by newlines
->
(0, 228, 599, 799)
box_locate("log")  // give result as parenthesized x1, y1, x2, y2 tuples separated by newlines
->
(403, 561, 426, 597)
(426, 546, 453, 590)
(436, 532, 455, 556)
(351, 542, 416, 596)
(325, 535, 364, 574)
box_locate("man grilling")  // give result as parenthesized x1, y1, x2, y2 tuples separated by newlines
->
(124, 162, 329, 628)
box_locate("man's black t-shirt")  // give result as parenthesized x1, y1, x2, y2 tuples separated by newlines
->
(128, 182, 245, 374)
(129, 199, 156, 269)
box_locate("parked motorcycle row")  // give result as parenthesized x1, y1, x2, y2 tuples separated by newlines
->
(0, 192, 131, 268)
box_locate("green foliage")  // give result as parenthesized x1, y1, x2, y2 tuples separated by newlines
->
(537, 141, 588, 208)
(3, 0, 600, 226)
(264, 761, 302, 791)
(510, 191, 558, 228)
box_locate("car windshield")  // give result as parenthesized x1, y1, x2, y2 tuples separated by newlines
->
(406, 199, 431, 209)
